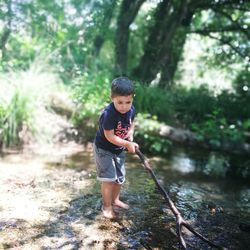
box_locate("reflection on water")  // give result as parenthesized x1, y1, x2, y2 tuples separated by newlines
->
(164, 145, 249, 180)
(172, 153, 195, 173)
(60, 144, 250, 220)
(126, 145, 250, 219)
(168, 147, 230, 177)
(204, 154, 229, 177)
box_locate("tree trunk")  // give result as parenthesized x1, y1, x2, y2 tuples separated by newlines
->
(0, 0, 12, 60)
(115, 0, 146, 75)
(158, 28, 187, 88)
(92, 1, 117, 57)
(132, 0, 171, 84)
(132, 0, 191, 87)
(136, 121, 250, 155)
(0, 29, 11, 59)
(159, 10, 194, 88)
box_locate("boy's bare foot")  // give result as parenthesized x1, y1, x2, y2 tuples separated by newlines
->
(113, 200, 130, 209)
(102, 206, 118, 219)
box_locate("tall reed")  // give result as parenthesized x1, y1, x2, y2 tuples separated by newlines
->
(0, 58, 63, 148)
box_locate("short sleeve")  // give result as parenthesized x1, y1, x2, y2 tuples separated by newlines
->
(102, 110, 116, 130)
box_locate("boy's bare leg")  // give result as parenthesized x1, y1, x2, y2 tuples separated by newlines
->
(112, 183, 129, 209)
(101, 182, 117, 219)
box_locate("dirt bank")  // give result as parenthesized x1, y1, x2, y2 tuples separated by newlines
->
(0, 142, 122, 249)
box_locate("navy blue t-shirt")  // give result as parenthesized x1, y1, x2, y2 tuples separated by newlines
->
(94, 102, 135, 154)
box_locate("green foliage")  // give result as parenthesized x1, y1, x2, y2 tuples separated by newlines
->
(0, 60, 64, 148)
(191, 109, 244, 148)
(0, 0, 249, 84)
(0, 35, 38, 72)
(0, 0, 117, 82)
(134, 113, 172, 155)
(0, 104, 6, 145)
(0, 82, 35, 147)
(71, 71, 111, 141)
(173, 85, 216, 125)
(233, 69, 250, 99)
(237, 160, 250, 179)
(192, 8, 249, 69)
(134, 83, 174, 123)
(217, 70, 250, 122)
(134, 81, 249, 150)
(242, 119, 250, 131)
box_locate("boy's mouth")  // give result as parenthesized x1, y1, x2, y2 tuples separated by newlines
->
(119, 110, 127, 114)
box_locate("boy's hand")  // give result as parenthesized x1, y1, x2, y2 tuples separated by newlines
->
(125, 141, 139, 154)
(127, 135, 133, 142)
(126, 129, 134, 142)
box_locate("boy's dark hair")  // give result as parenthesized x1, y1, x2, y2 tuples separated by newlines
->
(111, 77, 134, 97)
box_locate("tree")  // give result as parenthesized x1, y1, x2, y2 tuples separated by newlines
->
(115, 0, 146, 75)
(1, 0, 248, 86)
(0, 0, 118, 76)
(115, 0, 250, 88)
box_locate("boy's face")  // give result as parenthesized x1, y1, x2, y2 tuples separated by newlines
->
(111, 95, 133, 114)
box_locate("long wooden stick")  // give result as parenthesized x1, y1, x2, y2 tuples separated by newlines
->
(135, 148, 227, 250)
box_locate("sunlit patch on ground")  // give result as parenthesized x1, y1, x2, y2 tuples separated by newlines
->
(0, 142, 122, 249)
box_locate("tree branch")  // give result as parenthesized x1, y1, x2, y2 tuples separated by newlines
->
(136, 148, 228, 250)
(190, 25, 244, 34)
(206, 33, 248, 61)
(211, 8, 250, 39)
(192, 0, 248, 10)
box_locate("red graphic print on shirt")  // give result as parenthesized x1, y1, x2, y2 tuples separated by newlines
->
(114, 119, 131, 139)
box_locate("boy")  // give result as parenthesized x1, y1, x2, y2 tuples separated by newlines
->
(93, 77, 138, 219)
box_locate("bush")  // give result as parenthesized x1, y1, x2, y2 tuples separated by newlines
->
(0, 82, 35, 147)
(71, 70, 250, 154)
(134, 113, 172, 155)
(0, 60, 64, 148)
(134, 83, 174, 123)
(233, 69, 250, 98)
(173, 85, 216, 125)
(71, 72, 111, 142)
(191, 110, 244, 148)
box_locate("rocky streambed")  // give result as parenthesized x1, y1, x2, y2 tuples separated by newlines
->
(0, 142, 250, 249)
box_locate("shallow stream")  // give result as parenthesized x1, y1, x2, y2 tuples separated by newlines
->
(68, 145, 250, 249)
(123, 146, 250, 249)
(1, 144, 249, 249)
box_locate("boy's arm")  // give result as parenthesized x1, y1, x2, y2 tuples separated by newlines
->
(104, 129, 138, 153)
(127, 122, 135, 142)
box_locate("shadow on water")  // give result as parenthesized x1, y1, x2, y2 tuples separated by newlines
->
(123, 146, 250, 249)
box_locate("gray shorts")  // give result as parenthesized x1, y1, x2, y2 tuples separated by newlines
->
(93, 144, 126, 184)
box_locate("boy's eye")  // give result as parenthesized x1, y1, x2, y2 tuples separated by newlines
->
(118, 101, 131, 105)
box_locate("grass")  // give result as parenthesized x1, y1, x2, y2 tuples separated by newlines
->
(0, 58, 66, 148)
